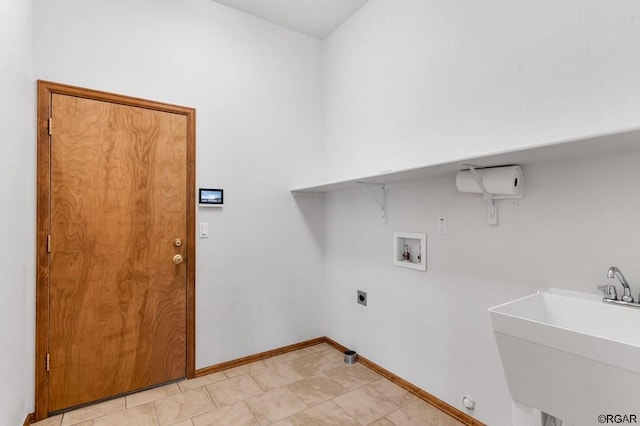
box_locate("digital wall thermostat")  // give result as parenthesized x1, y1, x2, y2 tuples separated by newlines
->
(199, 188, 223, 207)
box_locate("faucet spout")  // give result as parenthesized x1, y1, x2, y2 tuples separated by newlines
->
(607, 266, 633, 302)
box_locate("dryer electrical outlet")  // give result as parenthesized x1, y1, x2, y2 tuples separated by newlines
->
(357, 290, 367, 306)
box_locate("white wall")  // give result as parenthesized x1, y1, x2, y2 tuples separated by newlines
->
(0, 0, 34, 424)
(321, 1, 640, 424)
(33, 0, 325, 370)
(322, 0, 640, 182)
(322, 143, 640, 425)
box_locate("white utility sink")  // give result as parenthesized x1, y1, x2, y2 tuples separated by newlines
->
(490, 288, 640, 425)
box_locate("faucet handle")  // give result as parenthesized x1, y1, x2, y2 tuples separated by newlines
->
(598, 284, 617, 300)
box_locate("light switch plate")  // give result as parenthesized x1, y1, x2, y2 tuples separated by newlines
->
(199, 223, 208, 238)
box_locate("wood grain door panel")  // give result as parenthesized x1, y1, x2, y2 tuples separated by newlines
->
(48, 94, 187, 411)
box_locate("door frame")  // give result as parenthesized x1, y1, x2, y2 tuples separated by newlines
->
(35, 80, 197, 421)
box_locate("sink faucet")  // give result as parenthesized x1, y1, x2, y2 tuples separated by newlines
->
(607, 266, 633, 302)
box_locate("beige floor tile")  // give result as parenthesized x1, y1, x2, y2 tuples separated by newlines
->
(32, 414, 63, 426)
(333, 386, 398, 425)
(250, 362, 304, 391)
(154, 388, 215, 425)
(309, 343, 334, 352)
(368, 418, 394, 426)
(46, 347, 465, 426)
(223, 360, 268, 378)
(245, 388, 307, 425)
(93, 402, 158, 426)
(273, 400, 359, 426)
(386, 400, 464, 426)
(126, 383, 181, 408)
(168, 421, 193, 426)
(287, 353, 343, 378)
(294, 343, 331, 357)
(318, 348, 346, 364)
(178, 372, 226, 391)
(206, 374, 264, 406)
(262, 352, 300, 367)
(366, 379, 418, 407)
(191, 401, 258, 426)
(294, 347, 318, 357)
(324, 364, 382, 391)
(287, 374, 347, 406)
(61, 398, 125, 425)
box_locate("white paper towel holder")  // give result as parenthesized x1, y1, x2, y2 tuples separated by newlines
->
(460, 164, 523, 226)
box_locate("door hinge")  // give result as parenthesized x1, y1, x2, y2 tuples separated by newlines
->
(47, 235, 51, 253)
(48, 118, 52, 136)
(46, 353, 50, 372)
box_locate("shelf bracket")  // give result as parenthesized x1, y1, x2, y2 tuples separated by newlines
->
(465, 165, 498, 225)
(357, 182, 387, 225)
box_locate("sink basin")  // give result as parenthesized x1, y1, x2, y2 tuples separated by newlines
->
(490, 288, 640, 425)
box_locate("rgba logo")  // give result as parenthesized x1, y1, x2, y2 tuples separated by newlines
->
(598, 414, 638, 424)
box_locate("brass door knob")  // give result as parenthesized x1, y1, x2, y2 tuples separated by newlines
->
(173, 254, 184, 265)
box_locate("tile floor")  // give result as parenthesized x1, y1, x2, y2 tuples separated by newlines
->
(33, 343, 465, 426)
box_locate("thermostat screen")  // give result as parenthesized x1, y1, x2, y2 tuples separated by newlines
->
(199, 188, 223, 206)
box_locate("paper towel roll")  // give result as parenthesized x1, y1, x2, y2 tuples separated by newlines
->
(456, 166, 522, 196)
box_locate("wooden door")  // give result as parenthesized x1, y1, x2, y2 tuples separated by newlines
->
(37, 82, 195, 416)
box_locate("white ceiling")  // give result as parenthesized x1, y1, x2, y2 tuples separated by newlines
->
(210, 0, 370, 39)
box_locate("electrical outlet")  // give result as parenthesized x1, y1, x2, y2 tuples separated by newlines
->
(357, 290, 367, 306)
(438, 218, 448, 235)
